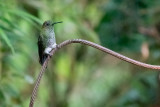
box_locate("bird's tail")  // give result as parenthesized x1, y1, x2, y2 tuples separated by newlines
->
(39, 54, 48, 65)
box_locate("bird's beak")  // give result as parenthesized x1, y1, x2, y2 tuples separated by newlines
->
(52, 21, 63, 26)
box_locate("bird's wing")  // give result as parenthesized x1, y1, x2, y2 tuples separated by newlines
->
(38, 35, 45, 65)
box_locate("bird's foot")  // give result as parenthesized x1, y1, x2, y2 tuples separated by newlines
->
(44, 44, 57, 57)
(44, 47, 52, 57)
(47, 52, 52, 57)
(56, 45, 60, 49)
(51, 43, 57, 49)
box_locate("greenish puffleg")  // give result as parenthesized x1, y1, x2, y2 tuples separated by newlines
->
(38, 20, 62, 65)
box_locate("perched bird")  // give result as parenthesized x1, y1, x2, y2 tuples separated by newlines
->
(38, 20, 62, 65)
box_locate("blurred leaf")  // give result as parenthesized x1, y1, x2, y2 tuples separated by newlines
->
(0, 28, 15, 54)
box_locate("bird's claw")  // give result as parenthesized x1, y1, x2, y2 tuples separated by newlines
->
(56, 45, 60, 49)
(44, 51, 52, 57)
(48, 52, 52, 57)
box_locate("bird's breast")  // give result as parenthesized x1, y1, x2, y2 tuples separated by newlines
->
(42, 31, 56, 47)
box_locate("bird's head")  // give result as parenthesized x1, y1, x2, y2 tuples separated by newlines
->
(42, 20, 62, 30)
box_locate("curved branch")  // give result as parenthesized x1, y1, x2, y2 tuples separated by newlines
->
(29, 39, 160, 107)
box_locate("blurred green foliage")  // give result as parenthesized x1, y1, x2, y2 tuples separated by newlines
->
(0, 0, 160, 107)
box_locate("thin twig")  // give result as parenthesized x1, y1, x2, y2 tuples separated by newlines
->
(29, 39, 160, 107)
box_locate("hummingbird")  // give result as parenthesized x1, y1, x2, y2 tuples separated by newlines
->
(38, 20, 62, 65)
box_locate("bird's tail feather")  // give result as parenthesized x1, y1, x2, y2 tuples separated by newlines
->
(39, 54, 48, 65)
